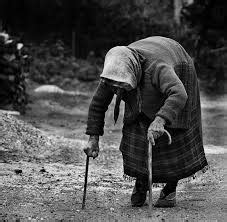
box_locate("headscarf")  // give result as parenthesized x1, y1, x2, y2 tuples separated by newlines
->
(100, 46, 144, 123)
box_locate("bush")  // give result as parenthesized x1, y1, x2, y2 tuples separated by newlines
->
(28, 40, 101, 84)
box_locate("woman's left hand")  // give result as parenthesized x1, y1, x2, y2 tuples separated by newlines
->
(147, 116, 166, 146)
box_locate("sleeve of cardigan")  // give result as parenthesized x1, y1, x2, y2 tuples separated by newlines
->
(151, 63, 188, 125)
(86, 81, 114, 136)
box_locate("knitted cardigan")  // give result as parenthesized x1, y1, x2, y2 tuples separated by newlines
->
(86, 37, 200, 136)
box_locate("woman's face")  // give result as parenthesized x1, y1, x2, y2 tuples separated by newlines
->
(110, 85, 121, 94)
(110, 86, 125, 98)
(110, 85, 137, 103)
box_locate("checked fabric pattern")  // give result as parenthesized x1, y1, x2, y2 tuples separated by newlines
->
(120, 112, 208, 182)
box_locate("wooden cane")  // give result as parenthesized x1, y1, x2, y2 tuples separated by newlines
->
(148, 138, 153, 217)
(82, 156, 90, 209)
(148, 129, 172, 217)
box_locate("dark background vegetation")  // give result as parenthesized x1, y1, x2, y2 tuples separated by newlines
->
(0, 0, 226, 89)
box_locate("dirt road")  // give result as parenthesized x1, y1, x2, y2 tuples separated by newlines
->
(0, 81, 226, 221)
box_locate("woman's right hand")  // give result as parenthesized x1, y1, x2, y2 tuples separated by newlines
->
(83, 135, 99, 159)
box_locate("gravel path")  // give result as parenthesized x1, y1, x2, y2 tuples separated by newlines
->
(0, 84, 226, 221)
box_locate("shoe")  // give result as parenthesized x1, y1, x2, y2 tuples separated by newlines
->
(131, 178, 148, 207)
(154, 190, 176, 208)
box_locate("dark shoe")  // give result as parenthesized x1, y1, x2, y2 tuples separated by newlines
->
(154, 190, 176, 208)
(131, 178, 148, 207)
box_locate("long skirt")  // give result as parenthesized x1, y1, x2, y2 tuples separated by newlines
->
(119, 113, 208, 183)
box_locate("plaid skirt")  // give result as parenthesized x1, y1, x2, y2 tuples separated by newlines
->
(120, 113, 208, 183)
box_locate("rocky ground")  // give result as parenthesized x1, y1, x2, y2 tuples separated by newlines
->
(0, 81, 226, 221)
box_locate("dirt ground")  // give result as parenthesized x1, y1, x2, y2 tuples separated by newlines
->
(0, 81, 226, 221)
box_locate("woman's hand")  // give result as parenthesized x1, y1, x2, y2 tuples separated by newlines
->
(147, 116, 166, 146)
(83, 135, 99, 159)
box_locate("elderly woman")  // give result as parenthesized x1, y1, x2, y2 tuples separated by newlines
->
(84, 36, 208, 207)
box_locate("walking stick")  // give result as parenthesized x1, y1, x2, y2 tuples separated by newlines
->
(148, 129, 172, 217)
(82, 156, 90, 209)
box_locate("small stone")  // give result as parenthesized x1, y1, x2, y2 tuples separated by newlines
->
(39, 168, 46, 173)
(110, 207, 114, 211)
(14, 169, 22, 174)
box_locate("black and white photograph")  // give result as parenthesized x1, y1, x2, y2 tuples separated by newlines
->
(0, 0, 226, 221)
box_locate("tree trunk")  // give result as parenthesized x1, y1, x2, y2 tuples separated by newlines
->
(174, 0, 183, 25)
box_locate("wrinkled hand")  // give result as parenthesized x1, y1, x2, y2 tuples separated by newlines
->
(83, 135, 99, 159)
(147, 116, 166, 146)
